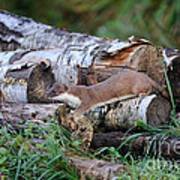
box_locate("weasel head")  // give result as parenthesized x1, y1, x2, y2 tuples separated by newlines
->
(45, 83, 81, 108)
(45, 83, 68, 98)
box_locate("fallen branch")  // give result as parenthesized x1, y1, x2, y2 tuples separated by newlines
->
(91, 132, 180, 160)
(0, 103, 61, 129)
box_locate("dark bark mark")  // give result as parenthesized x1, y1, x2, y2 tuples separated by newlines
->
(0, 22, 23, 38)
(9, 48, 46, 64)
(9, 50, 32, 64)
(0, 38, 21, 51)
(44, 27, 70, 36)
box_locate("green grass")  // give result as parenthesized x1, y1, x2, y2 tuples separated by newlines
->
(0, 112, 180, 179)
(0, 118, 79, 180)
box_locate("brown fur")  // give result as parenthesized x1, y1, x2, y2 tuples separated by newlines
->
(46, 71, 167, 115)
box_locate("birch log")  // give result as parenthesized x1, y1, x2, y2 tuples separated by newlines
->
(103, 95, 171, 129)
(0, 94, 170, 131)
(84, 94, 170, 129)
(0, 49, 78, 85)
(0, 10, 150, 52)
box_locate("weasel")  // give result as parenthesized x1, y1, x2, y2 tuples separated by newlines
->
(45, 71, 167, 115)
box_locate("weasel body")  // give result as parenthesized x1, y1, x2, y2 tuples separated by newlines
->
(46, 71, 166, 115)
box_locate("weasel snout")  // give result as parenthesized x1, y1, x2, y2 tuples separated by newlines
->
(45, 83, 68, 99)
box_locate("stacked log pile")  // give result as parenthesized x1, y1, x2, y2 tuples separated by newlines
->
(0, 10, 180, 178)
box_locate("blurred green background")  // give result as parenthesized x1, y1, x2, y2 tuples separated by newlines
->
(1, 0, 179, 48)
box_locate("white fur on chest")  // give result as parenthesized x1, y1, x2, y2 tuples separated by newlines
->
(51, 92, 81, 108)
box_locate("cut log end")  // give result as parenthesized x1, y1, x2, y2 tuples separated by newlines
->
(27, 65, 55, 103)
(147, 96, 171, 126)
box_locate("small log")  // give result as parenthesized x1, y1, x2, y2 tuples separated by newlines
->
(0, 103, 61, 129)
(91, 132, 180, 160)
(67, 156, 126, 180)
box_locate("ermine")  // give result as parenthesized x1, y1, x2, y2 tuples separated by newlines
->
(45, 71, 167, 115)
